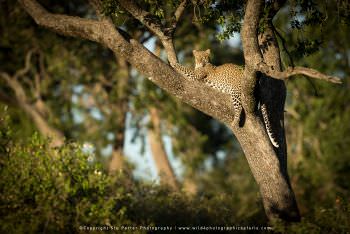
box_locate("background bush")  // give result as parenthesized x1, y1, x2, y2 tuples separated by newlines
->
(1, 110, 349, 233)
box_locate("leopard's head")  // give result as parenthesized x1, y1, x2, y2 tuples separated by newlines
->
(193, 49, 211, 68)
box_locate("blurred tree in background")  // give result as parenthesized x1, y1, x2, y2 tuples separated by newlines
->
(1, 0, 350, 233)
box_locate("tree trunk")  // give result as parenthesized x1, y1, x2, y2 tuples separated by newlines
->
(108, 58, 130, 173)
(108, 107, 127, 173)
(230, 116, 299, 221)
(236, 0, 300, 221)
(148, 107, 179, 190)
(109, 149, 124, 173)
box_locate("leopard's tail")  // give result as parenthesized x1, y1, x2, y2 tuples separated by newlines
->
(261, 104, 279, 148)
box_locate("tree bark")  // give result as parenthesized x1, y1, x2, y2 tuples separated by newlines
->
(232, 0, 300, 221)
(148, 107, 179, 190)
(229, 117, 299, 221)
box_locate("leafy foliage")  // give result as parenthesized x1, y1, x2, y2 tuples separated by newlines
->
(0, 113, 263, 233)
(0, 112, 125, 233)
(1, 109, 349, 232)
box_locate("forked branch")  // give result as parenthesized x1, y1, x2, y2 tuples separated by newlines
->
(14, 48, 36, 79)
(0, 49, 64, 147)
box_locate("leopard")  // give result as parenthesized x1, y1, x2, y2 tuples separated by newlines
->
(171, 49, 279, 148)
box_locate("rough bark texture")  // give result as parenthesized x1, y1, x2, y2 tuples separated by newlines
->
(229, 117, 299, 221)
(148, 107, 179, 190)
(232, 0, 300, 221)
(258, 25, 288, 174)
(19, 0, 341, 221)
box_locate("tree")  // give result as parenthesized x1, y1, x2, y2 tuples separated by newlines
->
(17, 0, 343, 221)
(0, 49, 65, 147)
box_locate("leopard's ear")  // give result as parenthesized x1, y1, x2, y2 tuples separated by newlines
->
(192, 50, 198, 54)
(205, 49, 211, 54)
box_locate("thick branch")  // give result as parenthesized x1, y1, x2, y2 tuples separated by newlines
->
(241, 0, 264, 66)
(240, 0, 264, 114)
(19, 0, 109, 44)
(19, 0, 234, 128)
(258, 64, 342, 84)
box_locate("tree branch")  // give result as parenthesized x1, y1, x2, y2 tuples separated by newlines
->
(14, 48, 36, 79)
(240, 0, 264, 114)
(241, 0, 264, 66)
(118, 0, 164, 38)
(118, 0, 178, 63)
(19, 0, 235, 125)
(258, 63, 342, 84)
(271, 24, 294, 67)
(258, 9, 288, 175)
(0, 55, 64, 147)
(0, 72, 29, 102)
(19, 0, 110, 45)
(173, 0, 188, 27)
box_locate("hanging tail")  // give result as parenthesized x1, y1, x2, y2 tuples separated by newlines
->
(261, 104, 279, 148)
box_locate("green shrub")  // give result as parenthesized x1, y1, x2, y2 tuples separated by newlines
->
(0, 138, 127, 232)
(272, 200, 350, 234)
(0, 112, 252, 233)
(1, 110, 349, 233)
